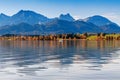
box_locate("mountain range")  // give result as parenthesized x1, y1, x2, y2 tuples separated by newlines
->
(0, 10, 120, 35)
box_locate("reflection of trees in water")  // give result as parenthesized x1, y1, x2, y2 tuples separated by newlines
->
(0, 40, 120, 71)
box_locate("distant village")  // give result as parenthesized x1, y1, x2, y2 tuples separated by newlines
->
(0, 33, 120, 41)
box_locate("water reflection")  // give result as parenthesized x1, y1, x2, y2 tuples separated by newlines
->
(0, 40, 120, 80)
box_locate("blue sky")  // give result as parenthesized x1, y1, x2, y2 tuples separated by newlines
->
(0, 0, 120, 25)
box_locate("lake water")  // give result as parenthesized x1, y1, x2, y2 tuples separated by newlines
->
(0, 40, 120, 80)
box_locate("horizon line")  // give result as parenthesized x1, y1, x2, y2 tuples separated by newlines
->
(0, 9, 118, 25)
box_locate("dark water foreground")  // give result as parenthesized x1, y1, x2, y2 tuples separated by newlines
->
(0, 40, 120, 80)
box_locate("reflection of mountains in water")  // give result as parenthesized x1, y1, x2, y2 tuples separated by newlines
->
(0, 40, 120, 69)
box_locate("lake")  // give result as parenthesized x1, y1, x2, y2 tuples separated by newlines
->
(0, 40, 120, 80)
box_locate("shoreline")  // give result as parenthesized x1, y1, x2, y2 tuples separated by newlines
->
(1, 33, 120, 41)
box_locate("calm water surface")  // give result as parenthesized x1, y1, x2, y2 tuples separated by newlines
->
(0, 40, 120, 80)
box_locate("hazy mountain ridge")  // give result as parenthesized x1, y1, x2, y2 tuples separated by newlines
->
(0, 10, 50, 26)
(83, 15, 120, 33)
(0, 10, 120, 34)
(0, 13, 10, 26)
(11, 10, 49, 25)
(83, 15, 112, 26)
(59, 13, 75, 21)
